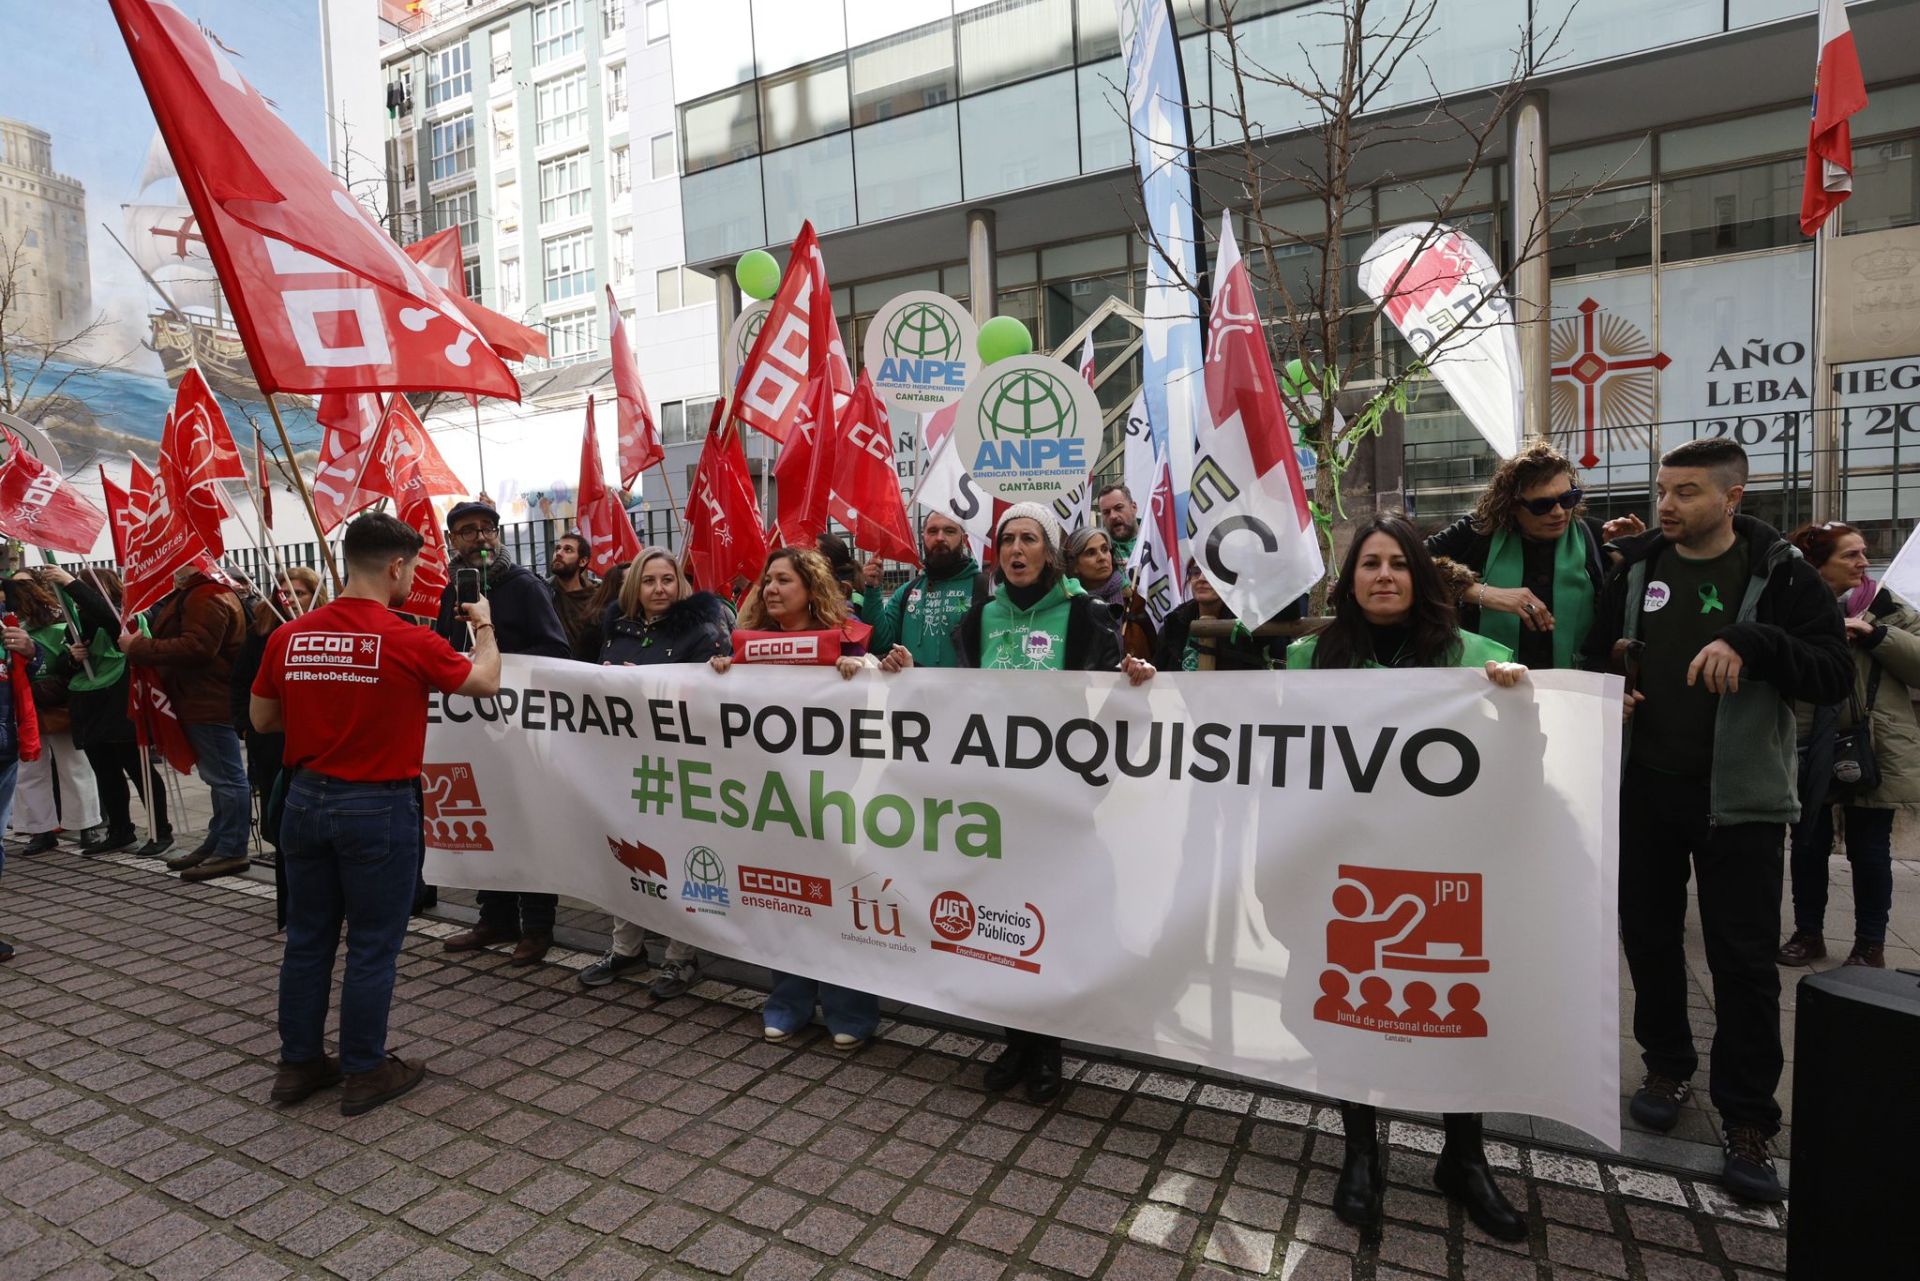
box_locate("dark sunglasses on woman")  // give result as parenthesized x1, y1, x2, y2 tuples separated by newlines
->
(1518, 487, 1582, 517)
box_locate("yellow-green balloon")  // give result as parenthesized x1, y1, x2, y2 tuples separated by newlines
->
(977, 315, 1033, 365)
(735, 250, 781, 301)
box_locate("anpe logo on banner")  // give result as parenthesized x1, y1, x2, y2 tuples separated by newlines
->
(1314, 864, 1488, 1040)
(840, 873, 916, 954)
(738, 865, 833, 918)
(287, 631, 381, 670)
(863, 291, 978, 414)
(422, 763, 492, 851)
(927, 890, 1045, 973)
(727, 301, 771, 375)
(609, 836, 670, 899)
(681, 846, 730, 914)
(950, 355, 1102, 503)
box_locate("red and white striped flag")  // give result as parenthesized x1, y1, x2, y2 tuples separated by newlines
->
(1800, 0, 1869, 236)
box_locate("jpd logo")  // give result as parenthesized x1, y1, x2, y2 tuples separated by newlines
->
(422, 763, 492, 851)
(1314, 865, 1487, 1039)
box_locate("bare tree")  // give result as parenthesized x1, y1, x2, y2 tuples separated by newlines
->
(1126, 0, 1638, 554)
(0, 229, 133, 421)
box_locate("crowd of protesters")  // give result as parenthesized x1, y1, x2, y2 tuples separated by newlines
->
(5, 434, 1898, 1229)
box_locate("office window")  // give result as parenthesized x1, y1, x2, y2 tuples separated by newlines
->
(489, 26, 511, 77)
(430, 187, 478, 246)
(463, 259, 483, 299)
(1843, 135, 1917, 235)
(535, 72, 587, 145)
(661, 400, 687, 444)
(428, 114, 474, 181)
(611, 145, 632, 196)
(958, 0, 1073, 96)
(496, 178, 521, 232)
(1660, 159, 1804, 262)
(850, 20, 954, 127)
(538, 151, 592, 222)
(533, 0, 585, 64)
(1548, 184, 1653, 278)
(426, 42, 472, 107)
(492, 105, 516, 159)
(547, 309, 599, 364)
(651, 131, 676, 179)
(499, 256, 522, 310)
(680, 86, 760, 174)
(657, 265, 682, 311)
(686, 396, 717, 440)
(602, 0, 626, 37)
(543, 229, 595, 302)
(683, 268, 716, 307)
(606, 63, 628, 117)
(645, 0, 669, 42)
(613, 226, 634, 280)
(759, 57, 850, 151)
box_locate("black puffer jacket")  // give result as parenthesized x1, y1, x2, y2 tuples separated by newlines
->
(600, 592, 733, 667)
(434, 555, 571, 658)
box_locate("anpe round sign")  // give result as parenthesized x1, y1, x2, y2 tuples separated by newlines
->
(726, 301, 772, 378)
(948, 355, 1102, 504)
(862, 290, 979, 414)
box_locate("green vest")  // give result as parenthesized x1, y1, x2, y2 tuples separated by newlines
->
(1285, 628, 1512, 670)
(979, 578, 1080, 671)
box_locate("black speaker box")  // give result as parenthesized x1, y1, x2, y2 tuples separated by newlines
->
(1788, 965, 1920, 1277)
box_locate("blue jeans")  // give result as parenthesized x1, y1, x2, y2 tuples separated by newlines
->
(185, 723, 250, 858)
(763, 971, 879, 1040)
(1790, 803, 1895, 945)
(277, 773, 421, 1074)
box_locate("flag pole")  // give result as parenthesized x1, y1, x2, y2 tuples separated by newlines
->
(1810, 212, 1839, 525)
(35, 550, 96, 681)
(471, 400, 489, 496)
(264, 393, 344, 594)
(648, 459, 679, 549)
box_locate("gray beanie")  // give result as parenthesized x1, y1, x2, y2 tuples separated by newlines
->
(997, 502, 1064, 555)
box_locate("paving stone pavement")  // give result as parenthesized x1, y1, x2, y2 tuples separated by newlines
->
(0, 849, 1791, 1280)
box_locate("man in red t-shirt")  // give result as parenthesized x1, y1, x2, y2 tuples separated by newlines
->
(251, 513, 501, 1117)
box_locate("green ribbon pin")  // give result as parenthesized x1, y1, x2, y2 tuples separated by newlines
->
(1699, 583, 1725, 615)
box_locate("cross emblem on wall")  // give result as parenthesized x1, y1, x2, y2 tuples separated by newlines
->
(1549, 298, 1671, 468)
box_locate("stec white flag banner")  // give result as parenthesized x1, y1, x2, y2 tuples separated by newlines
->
(426, 658, 1623, 1145)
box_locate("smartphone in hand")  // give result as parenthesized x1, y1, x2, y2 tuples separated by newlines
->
(455, 567, 482, 607)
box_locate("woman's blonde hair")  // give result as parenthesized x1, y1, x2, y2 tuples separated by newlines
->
(618, 547, 689, 618)
(278, 565, 329, 607)
(736, 547, 847, 631)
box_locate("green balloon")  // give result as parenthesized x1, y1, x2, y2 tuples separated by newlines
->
(735, 250, 781, 301)
(1282, 359, 1337, 399)
(977, 315, 1033, 365)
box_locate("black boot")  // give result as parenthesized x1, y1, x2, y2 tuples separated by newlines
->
(984, 1030, 1031, 1092)
(1024, 1036, 1063, 1105)
(1434, 1113, 1527, 1242)
(1332, 1103, 1384, 1233)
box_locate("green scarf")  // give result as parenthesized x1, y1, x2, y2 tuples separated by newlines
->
(979, 578, 1077, 671)
(1477, 522, 1595, 671)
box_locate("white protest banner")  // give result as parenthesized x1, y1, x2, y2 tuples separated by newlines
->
(425, 659, 1622, 1145)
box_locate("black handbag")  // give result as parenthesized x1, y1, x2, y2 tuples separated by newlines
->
(1828, 662, 1884, 801)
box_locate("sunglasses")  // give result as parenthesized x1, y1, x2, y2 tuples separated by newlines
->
(1518, 488, 1582, 517)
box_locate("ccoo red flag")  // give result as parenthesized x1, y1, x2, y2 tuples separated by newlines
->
(405, 229, 549, 362)
(829, 372, 920, 567)
(354, 397, 467, 506)
(607, 287, 663, 484)
(684, 413, 768, 599)
(0, 431, 108, 556)
(123, 456, 227, 615)
(310, 393, 383, 532)
(100, 467, 136, 565)
(577, 397, 642, 576)
(108, 0, 520, 401)
(160, 366, 244, 556)
(731, 223, 850, 446)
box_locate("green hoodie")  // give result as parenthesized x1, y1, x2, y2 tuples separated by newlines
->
(860, 556, 984, 670)
(978, 577, 1082, 671)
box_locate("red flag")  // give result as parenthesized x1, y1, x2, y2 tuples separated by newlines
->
(255, 430, 272, 528)
(100, 467, 136, 565)
(123, 456, 226, 615)
(406, 229, 549, 362)
(829, 372, 919, 567)
(731, 223, 850, 445)
(310, 393, 383, 532)
(130, 667, 197, 775)
(1800, 0, 1869, 236)
(577, 397, 642, 576)
(0, 431, 108, 555)
(108, 0, 519, 401)
(3, 614, 39, 763)
(355, 397, 467, 505)
(607, 286, 662, 484)
(160, 367, 244, 555)
(772, 381, 837, 546)
(684, 413, 768, 598)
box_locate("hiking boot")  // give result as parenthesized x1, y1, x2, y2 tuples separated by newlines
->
(1629, 1074, 1691, 1133)
(68, 825, 107, 850)
(1776, 929, 1826, 966)
(137, 832, 176, 859)
(270, 1055, 342, 1105)
(1844, 941, 1885, 967)
(1721, 1125, 1784, 1203)
(578, 949, 648, 988)
(19, 832, 58, 857)
(509, 932, 552, 966)
(443, 923, 518, 953)
(165, 841, 215, 872)
(82, 827, 140, 855)
(648, 958, 699, 1000)
(340, 1055, 425, 1117)
(180, 856, 249, 882)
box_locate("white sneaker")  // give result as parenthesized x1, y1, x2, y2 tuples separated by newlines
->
(831, 1033, 864, 1050)
(763, 1025, 791, 1043)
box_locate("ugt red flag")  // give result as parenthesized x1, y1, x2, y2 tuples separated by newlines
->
(355, 397, 467, 506)
(684, 411, 768, 598)
(577, 397, 642, 576)
(607, 286, 662, 484)
(769, 228, 854, 541)
(829, 372, 920, 567)
(131, 667, 198, 775)
(406, 229, 549, 363)
(732, 223, 851, 446)
(1801, 0, 1869, 235)
(310, 393, 383, 532)
(109, 0, 519, 401)
(123, 456, 225, 615)
(101, 467, 137, 565)
(160, 366, 245, 555)
(1193, 213, 1323, 626)
(0, 431, 107, 556)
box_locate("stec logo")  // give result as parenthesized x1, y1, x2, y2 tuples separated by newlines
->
(609, 837, 669, 899)
(287, 632, 381, 670)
